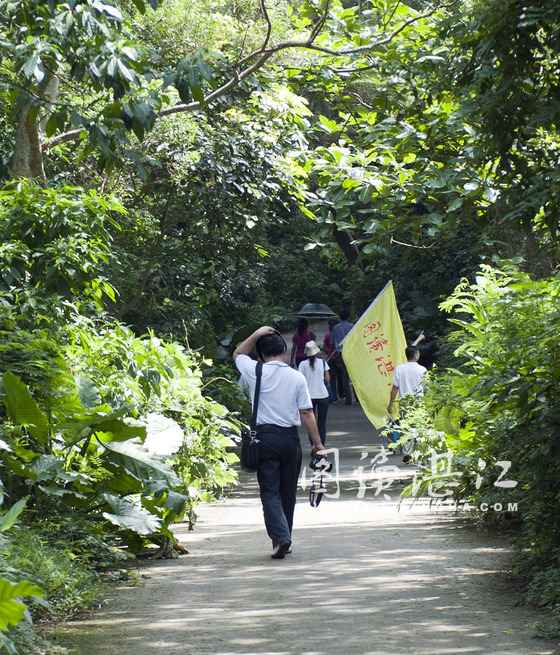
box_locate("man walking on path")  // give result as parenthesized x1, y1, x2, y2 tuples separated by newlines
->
(233, 326, 324, 559)
(387, 333, 426, 463)
(331, 309, 355, 404)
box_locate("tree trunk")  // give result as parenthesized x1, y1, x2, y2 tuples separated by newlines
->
(332, 223, 362, 269)
(10, 75, 59, 186)
(11, 107, 48, 186)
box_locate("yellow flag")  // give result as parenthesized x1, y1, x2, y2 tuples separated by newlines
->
(341, 281, 407, 429)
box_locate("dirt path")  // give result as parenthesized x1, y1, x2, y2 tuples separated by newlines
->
(56, 401, 559, 655)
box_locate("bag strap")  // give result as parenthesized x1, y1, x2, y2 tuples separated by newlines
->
(250, 361, 263, 432)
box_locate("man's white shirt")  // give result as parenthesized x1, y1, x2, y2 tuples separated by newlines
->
(235, 354, 312, 427)
(391, 361, 427, 399)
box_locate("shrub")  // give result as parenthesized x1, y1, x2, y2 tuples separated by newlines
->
(5, 528, 105, 619)
(403, 263, 560, 633)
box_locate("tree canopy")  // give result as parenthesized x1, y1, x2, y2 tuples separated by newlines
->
(2, 0, 560, 648)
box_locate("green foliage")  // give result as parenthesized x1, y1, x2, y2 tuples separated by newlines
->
(282, 0, 559, 339)
(0, 181, 122, 323)
(413, 264, 560, 530)
(399, 263, 560, 628)
(100, 85, 336, 342)
(4, 525, 110, 619)
(280, 2, 502, 339)
(1, 0, 560, 642)
(526, 562, 560, 637)
(445, 0, 560, 236)
(74, 322, 241, 507)
(292, 3, 483, 246)
(0, 511, 128, 654)
(0, 318, 239, 557)
(137, 0, 293, 66)
(1, 0, 164, 177)
(200, 360, 251, 424)
(0, 497, 46, 654)
(0, 579, 43, 631)
(441, 265, 560, 552)
(0, 317, 65, 406)
(386, 393, 447, 462)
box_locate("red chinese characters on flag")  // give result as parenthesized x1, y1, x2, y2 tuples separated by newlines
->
(375, 356, 395, 380)
(364, 322, 389, 352)
(366, 334, 389, 352)
(340, 281, 407, 429)
(362, 322, 394, 380)
(362, 321, 382, 338)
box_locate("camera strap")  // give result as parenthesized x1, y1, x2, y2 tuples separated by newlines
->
(249, 361, 263, 439)
(309, 479, 323, 507)
(309, 456, 329, 507)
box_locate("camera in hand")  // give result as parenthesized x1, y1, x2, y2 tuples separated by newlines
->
(309, 453, 333, 472)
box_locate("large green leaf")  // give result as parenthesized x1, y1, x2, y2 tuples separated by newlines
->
(143, 487, 189, 515)
(100, 440, 180, 487)
(75, 375, 102, 409)
(162, 490, 189, 514)
(102, 494, 161, 534)
(25, 454, 64, 481)
(38, 486, 88, 500)
(0, 579, 44, 631)
(0, 498, 28, 533)
(60, 405, 147, 443)
(2, 372, 49, 443)
(106, 471, 143, 495)
(93, 424, 148, 443)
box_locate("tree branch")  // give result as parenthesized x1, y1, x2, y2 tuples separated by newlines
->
(42, 0, 444, 151)
(259, 0, 273, 53)
(390, 236, 434, 249)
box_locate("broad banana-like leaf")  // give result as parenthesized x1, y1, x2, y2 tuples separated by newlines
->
(25, 454, 63, 481)
(2, 372, 49, 444)
(0, 578, 44, 631)
(93, 424, 147, 443)
(102, 494, 162, 534)
(38, 486, 87, 500)
(101, 440, 180, 487)
(60, 405, 147, 443)
(162, 490, 189, 514)
(20, 455, 88, 492)
(106, 470, 143, 495)
(75, 375, 102, 409)
(45, 364, 89, 417)
(144, 479, 173, 498)
(0, 497, 28, 533)
(143, 489, 188, 515)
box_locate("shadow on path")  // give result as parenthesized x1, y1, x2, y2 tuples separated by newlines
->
(57, 402, 559, 655)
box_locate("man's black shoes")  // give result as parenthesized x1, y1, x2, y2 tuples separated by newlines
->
(271, 541, 291, 559)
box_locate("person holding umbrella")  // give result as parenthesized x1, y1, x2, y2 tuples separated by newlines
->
(290, 318, 315, 368)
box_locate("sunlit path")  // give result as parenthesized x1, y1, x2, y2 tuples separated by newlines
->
(58, 402, 557, 655)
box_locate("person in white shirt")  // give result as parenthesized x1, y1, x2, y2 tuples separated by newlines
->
(387, 334, 427, 463)
(233, 326, 323, 560)
(298, 341, 330, 447)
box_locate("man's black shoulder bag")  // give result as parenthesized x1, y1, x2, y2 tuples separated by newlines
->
(240, 361, 263, 473)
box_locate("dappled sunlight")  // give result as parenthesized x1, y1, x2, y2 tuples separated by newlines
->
(62, 509, 552, 655)
(59, 403, 556, 655)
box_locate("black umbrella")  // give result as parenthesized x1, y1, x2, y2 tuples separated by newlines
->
(293, 303, 336, 319)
